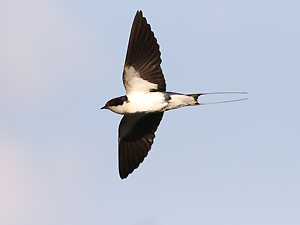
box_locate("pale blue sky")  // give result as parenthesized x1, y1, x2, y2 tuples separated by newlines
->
(1, 0, 300, 224)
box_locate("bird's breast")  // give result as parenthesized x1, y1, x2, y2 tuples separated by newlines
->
(123, 92, 168, 114)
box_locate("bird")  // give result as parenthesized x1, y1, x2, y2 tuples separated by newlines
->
(101, 10, 247, 179)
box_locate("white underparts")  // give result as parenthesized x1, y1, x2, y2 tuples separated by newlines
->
(112, 92, 168, 114)
(108, 66, 198, 115)
(164, 94, 198, 111)
(108, 92, 198, 115)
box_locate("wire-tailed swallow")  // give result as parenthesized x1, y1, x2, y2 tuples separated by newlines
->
(101, 10, 247, 179)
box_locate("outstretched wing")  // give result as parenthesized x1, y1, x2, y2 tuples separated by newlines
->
(118, 112, 164, 179)
(123, 10, 166, 96)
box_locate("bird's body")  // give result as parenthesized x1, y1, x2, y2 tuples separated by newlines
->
(101, 11, 246, 179)
(108, 92, 167, 114)
(106, 91, 199, 115)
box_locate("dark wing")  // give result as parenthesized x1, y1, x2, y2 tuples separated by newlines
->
(123, 10, 166, 95)
(118, 112, 164, 179)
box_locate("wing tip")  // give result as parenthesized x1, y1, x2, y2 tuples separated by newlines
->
(119, 172, 129, 179)
(136, 10, 143, 15)
(118, 139, 151, 180)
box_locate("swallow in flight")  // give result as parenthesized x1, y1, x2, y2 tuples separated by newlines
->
(101, 10, 247, 179)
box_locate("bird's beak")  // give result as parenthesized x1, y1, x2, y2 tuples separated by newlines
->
(100, 106, 106, 110)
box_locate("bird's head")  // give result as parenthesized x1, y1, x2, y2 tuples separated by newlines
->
(101, 95, 128, 112)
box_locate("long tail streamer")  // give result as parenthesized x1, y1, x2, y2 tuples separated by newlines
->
(198, 92, 248, 105)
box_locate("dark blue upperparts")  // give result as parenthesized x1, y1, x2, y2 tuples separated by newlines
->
(164, 92, 171, 101)
(107, 95, 128, 107)
(164, 92, 183, 101)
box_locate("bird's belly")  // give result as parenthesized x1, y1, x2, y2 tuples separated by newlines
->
(165, 94, 197, 110)
(125, 92, 167, 113)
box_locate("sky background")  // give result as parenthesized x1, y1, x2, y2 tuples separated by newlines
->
(1, 0, 300, 224)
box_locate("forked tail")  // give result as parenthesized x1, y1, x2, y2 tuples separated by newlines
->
(187, 92, 248, 105)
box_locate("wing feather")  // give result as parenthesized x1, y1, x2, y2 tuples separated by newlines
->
(123, 10, 166, 95)
(118, 112, 164, 179)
